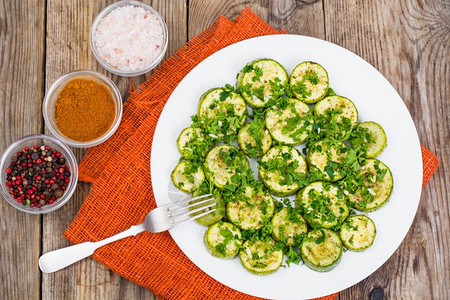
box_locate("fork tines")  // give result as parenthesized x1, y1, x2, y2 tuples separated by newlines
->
(168, 194, 217, 226)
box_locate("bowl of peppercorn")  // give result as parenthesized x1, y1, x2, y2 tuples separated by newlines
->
(0, 134, 78, 214)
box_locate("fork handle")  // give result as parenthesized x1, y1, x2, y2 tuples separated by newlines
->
(39, 223, 146, 273)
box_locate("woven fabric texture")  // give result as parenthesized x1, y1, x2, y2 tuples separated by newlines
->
(421, 145, 439, 188)
(64, 7, 439, 300)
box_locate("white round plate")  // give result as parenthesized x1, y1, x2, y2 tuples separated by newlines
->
(151, 34, 422, 300)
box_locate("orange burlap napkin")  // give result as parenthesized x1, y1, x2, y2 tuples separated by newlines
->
(64, 7, 439, 300)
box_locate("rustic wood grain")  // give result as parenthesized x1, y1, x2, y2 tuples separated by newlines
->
(0, 0, 45, 299)
(42, 0, 186, 299)
(323, 0, 449, 298)
(189, 0, 325, 39)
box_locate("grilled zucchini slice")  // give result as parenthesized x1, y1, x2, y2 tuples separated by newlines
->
(314, 95, 358, 139)
(177, 127, 210, 160)
(307, 139, 348, 182)
(339, 215, 376, 251)
(236, 59, 288, 108)
(198, 87, 247, 141)
(296, 181, 349, 229)
(239, 238, 283, 275)
(290, 61, 329, 103)
(258, 145, 308, 197)
(237, 119, 272, 158)
(190, 182, 225, 226)
(265, 97, 313, 144)
(204, 145, 250, 190)
(351, 121, 387, 158)
(227, 185, 275, 230)
(204, 221, 243, 259)
(344, 159, 393, 212)
(300, 228, 343, 272)
(171, 160, 205, 193)
(271, 207, 308, 246)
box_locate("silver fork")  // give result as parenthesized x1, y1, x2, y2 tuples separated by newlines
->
(39, 194, 216, 273)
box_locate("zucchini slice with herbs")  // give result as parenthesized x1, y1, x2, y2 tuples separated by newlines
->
(351, 121, 387, 158)
(239, 238, 283, 275)
(237, 119, 272, 158)
(339, 215, 376, 251)
(204, 221, 243, 259)
(343, 159, 393, 212)
(258, 145, 308, 197)
(265, 97, 313, 144)
(177, 127, 210, 160)
(300, 228, 343, 272)
(227, 185, 275, 230)
(307, 138, 349, 182)
(271, 207, 308, 246)
(171, 160, 205, 193)
(197, 87, 247, 141)
(204, 145, 250, 190)
(236, 59, 288, 108)
(290, 61, 329, 103)
(296, 181, 349, 229)
(314, 95, 358, 139)
(190, 182, 225, 226)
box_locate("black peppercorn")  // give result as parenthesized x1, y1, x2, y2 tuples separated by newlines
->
(54, 189, 64, 198)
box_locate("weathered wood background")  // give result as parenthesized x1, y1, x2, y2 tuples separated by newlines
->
(0, 0, 448, 299)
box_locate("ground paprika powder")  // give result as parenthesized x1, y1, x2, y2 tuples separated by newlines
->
(54, 78, 116, 142)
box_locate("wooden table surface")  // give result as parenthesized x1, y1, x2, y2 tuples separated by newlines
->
(1, 0, 448, 299)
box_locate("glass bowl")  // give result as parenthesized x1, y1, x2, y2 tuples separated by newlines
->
(0, 134, 78, 214)
(90, 1, 169, 77)
(43, 70, 123, 148)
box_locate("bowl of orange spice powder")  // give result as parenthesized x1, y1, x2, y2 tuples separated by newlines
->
(43, 70, 122, 147)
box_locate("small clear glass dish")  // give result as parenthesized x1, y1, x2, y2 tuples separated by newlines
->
(90, 1, 169, 77)
(0, 134, 78, 214)
(43, 70, 123, 148)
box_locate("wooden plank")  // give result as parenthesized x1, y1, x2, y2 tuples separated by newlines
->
(42, 0, 187, 299)
(0, 0, 45, 299)
(323, 0, 449, 298)
(189, 0, 325, 38)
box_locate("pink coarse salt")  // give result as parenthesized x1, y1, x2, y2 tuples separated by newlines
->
(94, 5, 164, 72)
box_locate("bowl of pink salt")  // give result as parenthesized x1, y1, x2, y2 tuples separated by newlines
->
(90, 1, 168, 77)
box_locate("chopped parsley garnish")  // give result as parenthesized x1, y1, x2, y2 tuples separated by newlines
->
(242, 64, 253, 73)
(179, 127, 214, 162)
(237, 63, 285, 105)
(219, 89, 232, 102)
(305, 70, 320, 85)
(349, 235, 354, 246)
(310, 107, 354, 140)
(173, 59, 391, 274)
(285, 246, 301, 266)
(349, 125, 376, 157)
(326, 87, 336, 96)
(292, 81, 311, 98)
(243, 117, 266, 157)
(302, 186, 339, 227)
(314, 229, 326, 244)
(258, 146, 309, 188)
(252, 66, 264, 81)
(194, 88, 247, 143)
(291, 69, 320, 98)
